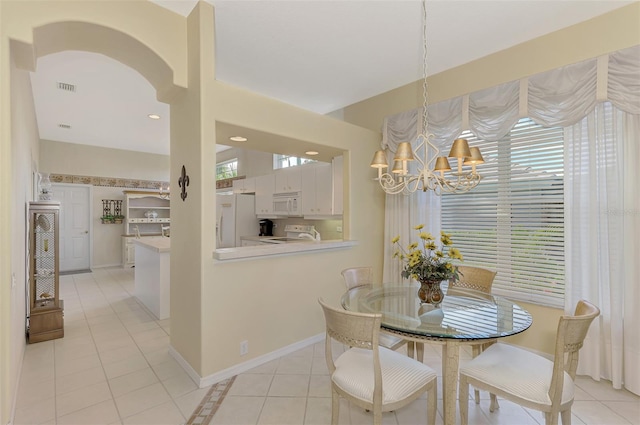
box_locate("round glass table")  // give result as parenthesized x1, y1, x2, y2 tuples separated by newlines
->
(341, 284, 532, 424)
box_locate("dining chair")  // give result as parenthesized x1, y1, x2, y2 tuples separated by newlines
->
(341, 266, 373, 289)
(340, 267, 410, 353)
(446, 265, 498, 402)
(318, 298, 437, 425)
(449, 265, 497, 294)
(458, 300, 600, 425)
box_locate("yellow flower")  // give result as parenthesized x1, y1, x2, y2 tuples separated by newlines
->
(414, 224, 424, 230)
(419, 232, 434, 241)
(408, 242, 418, 250)
(448, 248, 463, 260)
(440, 231, 452, 246)
(393, 250, 400, 258)
(425, 241, 436, 250)
(391, 236, 400, 244)
(434, 250, 444, 258)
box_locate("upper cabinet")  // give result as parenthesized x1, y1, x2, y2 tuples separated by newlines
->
(232, 177, 255, 194)
(301, 163, 333, 216)
(255, 174, 275, 215)
(274, 168, 301, 193)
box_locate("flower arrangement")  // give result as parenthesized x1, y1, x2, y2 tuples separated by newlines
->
(392, 225, 463, 282)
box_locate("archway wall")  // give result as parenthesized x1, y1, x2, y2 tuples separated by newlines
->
(2, 0, 187, 100)
(0, 2, 188, 422)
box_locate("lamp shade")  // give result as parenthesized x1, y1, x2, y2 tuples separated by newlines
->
(391, 160, 405, 174)
(394, 142, 415, 161)
(448, 138, 472, 158)
(434, 156, 451, 172)
(370, 150, 388, 168)
(463, 147, 484, 165)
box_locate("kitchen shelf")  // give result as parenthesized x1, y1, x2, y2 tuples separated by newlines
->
(122, 190, 170, 267)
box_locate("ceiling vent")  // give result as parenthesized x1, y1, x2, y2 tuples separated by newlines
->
(58, 124, 71, 129)
(56, 82, 76, 92)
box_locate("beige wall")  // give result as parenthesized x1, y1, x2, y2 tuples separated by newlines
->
(340, 3, 640, 356)
(342, 3, 640, 132)
(6, 51, 41, 423)
(40, 140, 170, 181)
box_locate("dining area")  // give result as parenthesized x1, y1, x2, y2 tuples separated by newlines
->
(319, 260, 601, 425)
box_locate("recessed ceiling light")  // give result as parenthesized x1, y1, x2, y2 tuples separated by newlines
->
(305, 151, 319, 156)
(148, 114, 161, 120)
(229, 136, 248, 142)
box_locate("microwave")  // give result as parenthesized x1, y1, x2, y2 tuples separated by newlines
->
(273, 192, 302, 216)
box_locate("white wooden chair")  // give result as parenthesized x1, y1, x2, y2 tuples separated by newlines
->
(340, 267, 409, 353)
(449, 265, 497, 294)
(341, 266, 373, 289)
(449, 265, 497, 402)
(319, 299, 437, 425)
(458, 300, 600, 425)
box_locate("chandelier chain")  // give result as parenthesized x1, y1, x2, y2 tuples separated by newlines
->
(421, 0, 429, 137)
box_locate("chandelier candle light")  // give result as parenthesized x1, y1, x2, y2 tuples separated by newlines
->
(370, 0, 484, 195)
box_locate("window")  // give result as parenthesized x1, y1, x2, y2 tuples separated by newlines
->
(216, 159, 238, 180)
(273, 154, 315, 169)
(442, 118, 565, 307)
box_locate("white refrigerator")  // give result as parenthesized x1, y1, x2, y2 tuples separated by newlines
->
(216, 194, 259, 248)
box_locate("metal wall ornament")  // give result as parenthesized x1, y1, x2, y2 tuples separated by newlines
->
(370, 0, 483, 196)
(178, 165, 189, 201)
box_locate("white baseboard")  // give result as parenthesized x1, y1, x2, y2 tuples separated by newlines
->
(169, 333, 325, 388)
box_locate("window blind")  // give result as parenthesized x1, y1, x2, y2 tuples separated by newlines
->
(442, 118, 565, 307)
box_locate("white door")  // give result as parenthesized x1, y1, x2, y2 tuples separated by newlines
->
(52, 184, 91, 272)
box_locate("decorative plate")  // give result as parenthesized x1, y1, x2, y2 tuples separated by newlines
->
(37, 214, 50, 231)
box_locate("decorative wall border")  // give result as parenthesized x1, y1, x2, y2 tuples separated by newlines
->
(51, 173, 246, 190)
(50, 173, 168, 190)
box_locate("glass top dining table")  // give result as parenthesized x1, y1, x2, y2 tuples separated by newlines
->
(341, 284, 532, 424)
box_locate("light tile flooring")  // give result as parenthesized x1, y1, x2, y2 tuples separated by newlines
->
(14, 268, 640, 425)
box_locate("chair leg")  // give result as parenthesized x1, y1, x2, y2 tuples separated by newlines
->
(373, 407, 382, 425)
(560, 408, 571, 425)
(407, 341, 415, 358)
(427, 382, 437, 425)
(331, 389, 339, 425)
(416, 342, 424, 363)
(472, 345, 481, 404)
(459, 376, 469, 425)
(489, 393, 500, 412)
(544, 411, 560, 425)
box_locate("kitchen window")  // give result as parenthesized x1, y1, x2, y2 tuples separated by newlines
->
(216, 158, 238, 180)
(441, 118, 565, 308)
(273, 154, 315, 169)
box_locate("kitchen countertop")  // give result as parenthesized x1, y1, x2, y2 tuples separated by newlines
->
(133, 236, 170, 253)
(214, 239, 357, 261)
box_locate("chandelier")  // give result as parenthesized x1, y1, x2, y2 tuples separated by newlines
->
(370, 0, 483, 196)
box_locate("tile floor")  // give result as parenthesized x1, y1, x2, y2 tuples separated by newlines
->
(14, 268, 640, 425)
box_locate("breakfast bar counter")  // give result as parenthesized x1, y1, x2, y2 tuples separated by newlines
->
(133, 237, 170, 319)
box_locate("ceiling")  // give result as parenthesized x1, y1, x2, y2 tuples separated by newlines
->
(30, 0, 633, 157)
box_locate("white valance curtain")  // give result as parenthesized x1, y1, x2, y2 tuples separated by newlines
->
(381, 45, 640, 394)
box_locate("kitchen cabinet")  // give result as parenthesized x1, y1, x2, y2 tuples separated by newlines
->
(332, 155, 344, 215)
(301, 163, 333, 216)
(123, 190, 170, 267)
(27, 201, 64, 343)
(232, 177, 255, 194)
(255, 174, 275, 215)
(274, 168, 301, 193)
